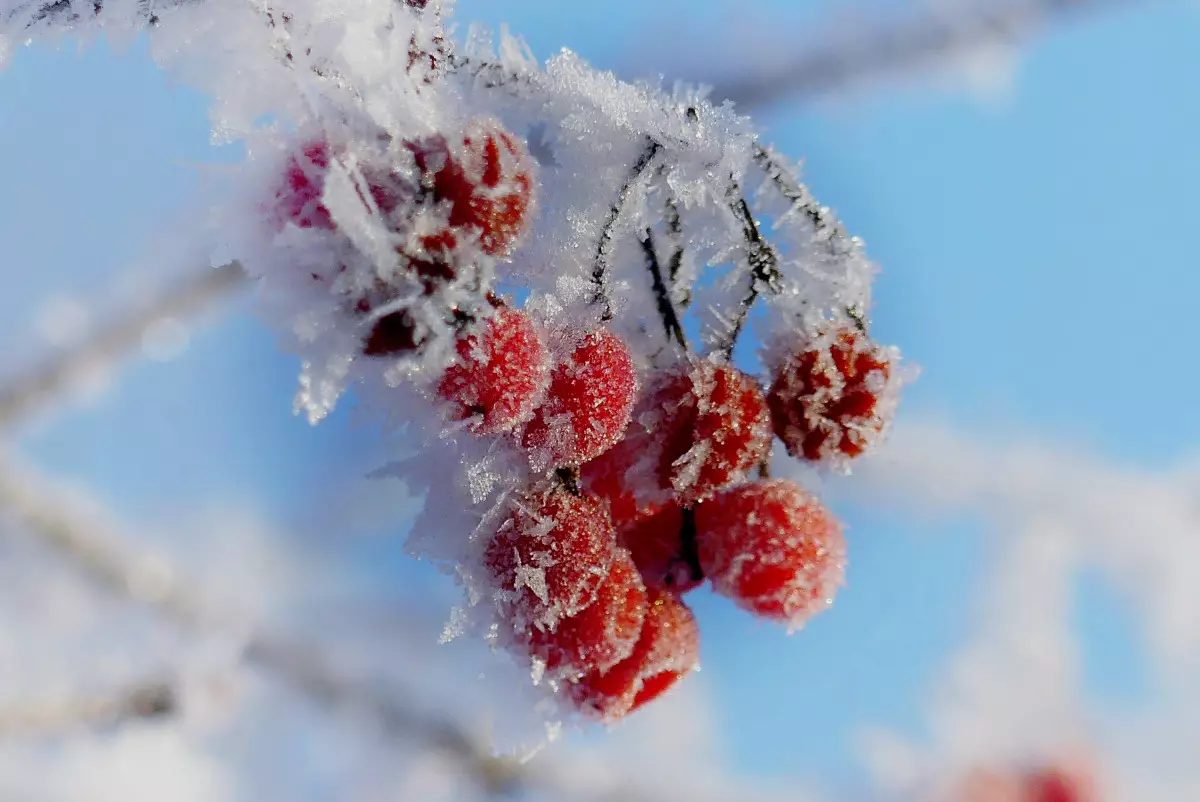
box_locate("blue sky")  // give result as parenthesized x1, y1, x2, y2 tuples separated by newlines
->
(0, 0, 1196, 794)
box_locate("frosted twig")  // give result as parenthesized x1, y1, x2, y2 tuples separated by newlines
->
(713, 0, 1144, 108)
(723, 194, 782, 357)
(592, 139, 663, 320)
(639, 227, 687, 350)
(0, 681, 175, 738)
(0, 262, 247, 428)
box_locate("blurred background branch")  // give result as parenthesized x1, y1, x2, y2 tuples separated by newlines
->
(0, 262, 246, 429)
(706, 0, 1148, 109)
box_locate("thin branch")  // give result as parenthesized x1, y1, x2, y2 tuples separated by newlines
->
(662, 191, 693, 317)
(639, 227, 687, 350)
(592, 139, 662, 320)
(0, 681, 175, 738)
(712, 0, 1148, 109)
(752, 143, 869, 322)
(723, 194, 782, 357)
(0, 262, 247, 428)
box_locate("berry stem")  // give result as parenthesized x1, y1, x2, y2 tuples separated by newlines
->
(639, 226, 688, 350)
(663, 191, 691, 309)
(554, 466, 582, 496)
(677, 507, 705, 584)
(591, 139, 663, 320)
(752, 143, 861, 264)
(723, 193, 783, 357)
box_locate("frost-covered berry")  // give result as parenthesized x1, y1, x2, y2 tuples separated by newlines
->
(522, 329, 638, 467)
(651, 358, 772, 504)
(485, 486, 617, 627)
(579, 434, 656, 529)
(767, 326, 893, 463)
(411, 117, 536, 256)
(619, 502, 704, 593)
(525, 547, 647, 678)
(437, 307, 550, 434)
(695, 479, 845, 629)
(272, 138, 412, 233)
(274, 140, 335, 230)
(566, 589, 699, 722)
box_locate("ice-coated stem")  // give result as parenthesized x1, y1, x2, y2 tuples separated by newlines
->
(678, 506, 704, 584)
(591, 138, 662, 320)
(723, 194, 782, 357)
(663, 191, 690, 308)
(639, 227, 688, 350)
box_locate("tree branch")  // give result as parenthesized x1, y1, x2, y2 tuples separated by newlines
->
(712, 0, 1148, 109)
(0, 681, 175, 738)
(592, 139, 662, 320)
(723, 194, 782, 357)
(0, 262, 246, 429)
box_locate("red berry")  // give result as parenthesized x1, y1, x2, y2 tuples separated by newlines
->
(618, 502, 704, 593)
(695, 479, 845, 629)
(438, 307, 550, 434)
(565, 589, 700, 721)
(485, 487, 617, 627)
(768, 326, 893, 463)
(275, 140, 335, 230)
(579, 434, 658, 529)
(411, 117, 536, 256)
(522, 329, 638, 467)
(525, 548, 647, 679)
(650, 358, 772, 504)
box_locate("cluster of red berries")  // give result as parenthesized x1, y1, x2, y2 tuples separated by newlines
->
(450, 320, 892, 720)
(271, 114, 536, 358)
(271, 115, 897, 723)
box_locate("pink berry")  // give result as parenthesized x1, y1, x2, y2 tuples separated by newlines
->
(767, 326, 893, 463)
(525, 547, 647, 679)
(485, 486, 616, 627)
(437, 307, 550, 434)
(410, 117, 536, 257)
(566, 589, 700, 721)
(522, 329, 638, 467)
(695, 479, 845, 629)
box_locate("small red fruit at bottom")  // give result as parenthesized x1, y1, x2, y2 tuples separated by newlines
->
(438, 307, 549, 434)
(485, 487, 616, 627)
(565, 589, 699, 722)
(768, 327, 893, 463)
(526, 548, 647, 678)
(522, 329, 638, 467)
(695, 479, 845, 629)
